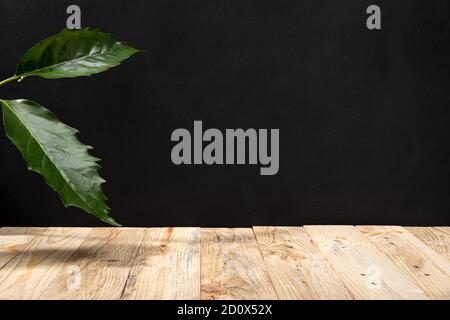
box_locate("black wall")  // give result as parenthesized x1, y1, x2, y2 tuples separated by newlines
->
(0, 0, 449, 227)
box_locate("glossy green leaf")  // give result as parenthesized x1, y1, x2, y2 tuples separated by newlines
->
(15, 28, 139, 79)
(0, 99, 120, 226)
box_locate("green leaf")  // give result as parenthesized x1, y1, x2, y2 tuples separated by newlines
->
(15, 28, 139, 79)
(0, 99, 120, 226)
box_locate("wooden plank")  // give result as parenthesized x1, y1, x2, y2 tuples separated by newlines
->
(201, 228, 278, 300)
(406, 227, 450, 261)
(304, 226, 429, 300)
(39, 228, 146, 300)
(121, 228, 200, 300)
(0, 228, 92, 300)
(358, 226, 450, 299)
(254, 227, 353, 299)
(0, 227, 47, 268)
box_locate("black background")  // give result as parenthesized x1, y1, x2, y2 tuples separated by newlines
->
(0, 0, 449, 227)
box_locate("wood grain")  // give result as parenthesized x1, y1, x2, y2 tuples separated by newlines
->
(254, 226, 353, 299)
(0, 228, 92, 300)
(121, 227, 200, 300)
(0, 226, 449, 300)
(201, 228, 278, 300)
(0, 227, 46, 268)
(406, 227, 450, 261)
(304, 226, 429, 300)
(39, 228, 146, 300)
(358, 226, 450, 299)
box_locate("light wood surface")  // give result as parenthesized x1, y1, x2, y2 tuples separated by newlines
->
(122, 227, 200, 300)
(0, 227, 46, 268)
(357, 226, 450, 299)
(39, 228, 146, 300)
(201, 228, 278, 300)
(406, 227, 450, 261)
(0, 226, 449, 300)
(0, 228, 92, 299)
(254, 227, 352, 299)
(303, 226, 428, 299)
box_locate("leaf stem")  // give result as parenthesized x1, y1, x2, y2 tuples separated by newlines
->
(0, 76, 19, 88)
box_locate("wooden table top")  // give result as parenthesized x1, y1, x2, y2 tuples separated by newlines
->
(0, 226, 449, 300)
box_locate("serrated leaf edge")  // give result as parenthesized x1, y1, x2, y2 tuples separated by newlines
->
(0, 99, 121, 226)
